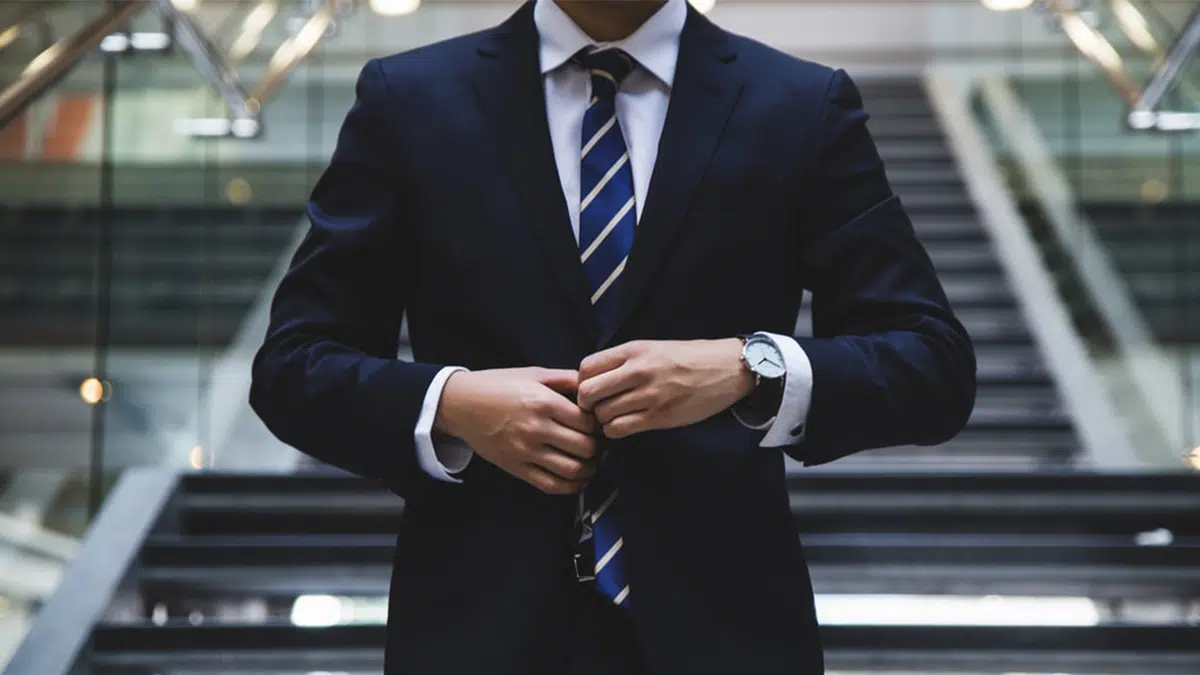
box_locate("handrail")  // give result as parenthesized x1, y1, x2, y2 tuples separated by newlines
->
(152, 0, 257, 121)
(1, 469, 178, 675)
(976, 76, 1187, 467)
(1134, 2, 1200, 114)
(247, 0, 338, 108)
(922, 70, 1145, 471)
(0, 1, 55, 44)
(1044, 0, 1144, 106)
(0, 1, 148, 128)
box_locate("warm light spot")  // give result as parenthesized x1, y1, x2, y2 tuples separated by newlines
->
(172, 0, 199, 12)
(23, 42, 63, 76)
(226, 178, 252, 205)
(189, 445, 206, 469)
(981, 0, 1034, 10)
(370, 0, 420, 16)
(291, 595, 343, 626)
(1188, 446, 1200, 471)
(1141, 178, 1168, 203)
(79, 377, 107, 405)
(0, 25, 20, 50)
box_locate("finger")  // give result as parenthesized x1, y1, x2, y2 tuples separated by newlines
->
(543, 397, 598, 436)
(579, 341, 642, 381)
(603, 411, 656, 439)
(578, 362, 644, 410)
(532, 446, 599, 481)
(533, 368, 580, 398)
(593, 389, 652, 425)
(537, 423, 599, 460)
(523, 461, 591, 495)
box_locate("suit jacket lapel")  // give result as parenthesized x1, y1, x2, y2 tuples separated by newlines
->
(598, 9, 743, 348)
(474, 3, 599, 343)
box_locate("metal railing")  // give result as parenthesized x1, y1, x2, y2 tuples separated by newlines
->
(1, 469, 178, 675)
(923, 69, 1146, 471)
(974, 75, 1188, 467)
(0, 1, 148, 128)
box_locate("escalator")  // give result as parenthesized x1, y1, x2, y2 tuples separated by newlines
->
(6, 469, 1200, 674)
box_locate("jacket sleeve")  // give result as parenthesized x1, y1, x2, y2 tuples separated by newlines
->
(250, 59, 445, 496)
(786, 69, 978, 466)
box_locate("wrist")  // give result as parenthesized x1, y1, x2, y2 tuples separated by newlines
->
(433, 370, 471, 439)
(725, 337, 758, 401)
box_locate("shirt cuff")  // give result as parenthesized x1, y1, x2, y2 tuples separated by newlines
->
(731, 332, 814, 447)
(414, 366, 474, 483)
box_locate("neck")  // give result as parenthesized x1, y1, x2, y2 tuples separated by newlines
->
(552, 0, 667, 42)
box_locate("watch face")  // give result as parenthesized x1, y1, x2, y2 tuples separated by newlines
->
(745, 338, 786, 379)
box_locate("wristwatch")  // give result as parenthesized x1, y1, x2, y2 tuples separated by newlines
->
(738, 333, 786, 391)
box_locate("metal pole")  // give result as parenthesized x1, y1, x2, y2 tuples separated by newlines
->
(0, 1, 147, 127)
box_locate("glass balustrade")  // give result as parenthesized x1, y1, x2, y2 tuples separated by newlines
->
(971, 0, 1200, 470)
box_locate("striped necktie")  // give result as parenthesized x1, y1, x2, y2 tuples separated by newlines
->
(576, 46, 635, 609)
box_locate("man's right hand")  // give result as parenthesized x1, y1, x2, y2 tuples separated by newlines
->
(433, 367, 600, 495)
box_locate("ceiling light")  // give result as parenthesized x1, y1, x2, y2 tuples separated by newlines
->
(981, 0, 1034, 11)
(370, 0, 420, 17)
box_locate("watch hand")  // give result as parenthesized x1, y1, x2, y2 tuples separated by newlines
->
(764, 357, 783, 369)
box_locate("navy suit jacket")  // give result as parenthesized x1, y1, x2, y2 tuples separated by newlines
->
(251, 3, 976, 674)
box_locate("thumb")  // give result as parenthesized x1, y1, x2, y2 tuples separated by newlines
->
(533, 368, 580, 396)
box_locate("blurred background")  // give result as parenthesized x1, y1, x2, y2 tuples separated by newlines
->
(0, 0, 1199, 673)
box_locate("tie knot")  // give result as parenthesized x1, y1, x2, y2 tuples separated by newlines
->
(574, 47, 635, 98)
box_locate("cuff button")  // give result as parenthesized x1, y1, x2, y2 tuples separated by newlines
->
(790, 424, 805, 437)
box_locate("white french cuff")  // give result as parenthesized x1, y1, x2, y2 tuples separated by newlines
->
(414, 365, 475, 483)
(731, 332, 814, 448)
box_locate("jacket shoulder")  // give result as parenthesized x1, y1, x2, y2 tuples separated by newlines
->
(723, 29, 844, 97)
(370, 27, 496, 88)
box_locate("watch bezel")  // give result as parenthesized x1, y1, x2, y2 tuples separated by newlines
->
(739, 334, 786, 381)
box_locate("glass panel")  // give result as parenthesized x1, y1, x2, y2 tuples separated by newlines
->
(973, 0, 1200, 469)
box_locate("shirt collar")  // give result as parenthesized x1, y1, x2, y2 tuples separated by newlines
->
(534, 0, 686, 87)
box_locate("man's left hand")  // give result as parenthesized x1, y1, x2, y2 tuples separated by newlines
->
(577, 339, 757, 439)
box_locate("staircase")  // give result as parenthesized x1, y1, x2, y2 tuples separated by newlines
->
(0, 205, 300, 468)
(0, 206, 298, 348)
(1082, 202, 1200, 346)
(799, 80, 1080, 471)
(9, 470, 1200, 675)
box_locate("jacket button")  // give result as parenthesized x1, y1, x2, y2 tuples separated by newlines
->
(790, 424, 805, 437)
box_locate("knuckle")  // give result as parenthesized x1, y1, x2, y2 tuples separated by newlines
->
(629, 361, 655, 380)
(515, 417, 541, 440)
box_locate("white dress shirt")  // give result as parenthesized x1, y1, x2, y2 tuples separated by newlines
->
(413, 0, 814, 482)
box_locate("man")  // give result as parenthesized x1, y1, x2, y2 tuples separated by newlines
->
(250, 0, 976, 672)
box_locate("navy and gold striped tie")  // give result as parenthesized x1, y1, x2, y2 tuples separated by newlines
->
(576, 46, 636, 609)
